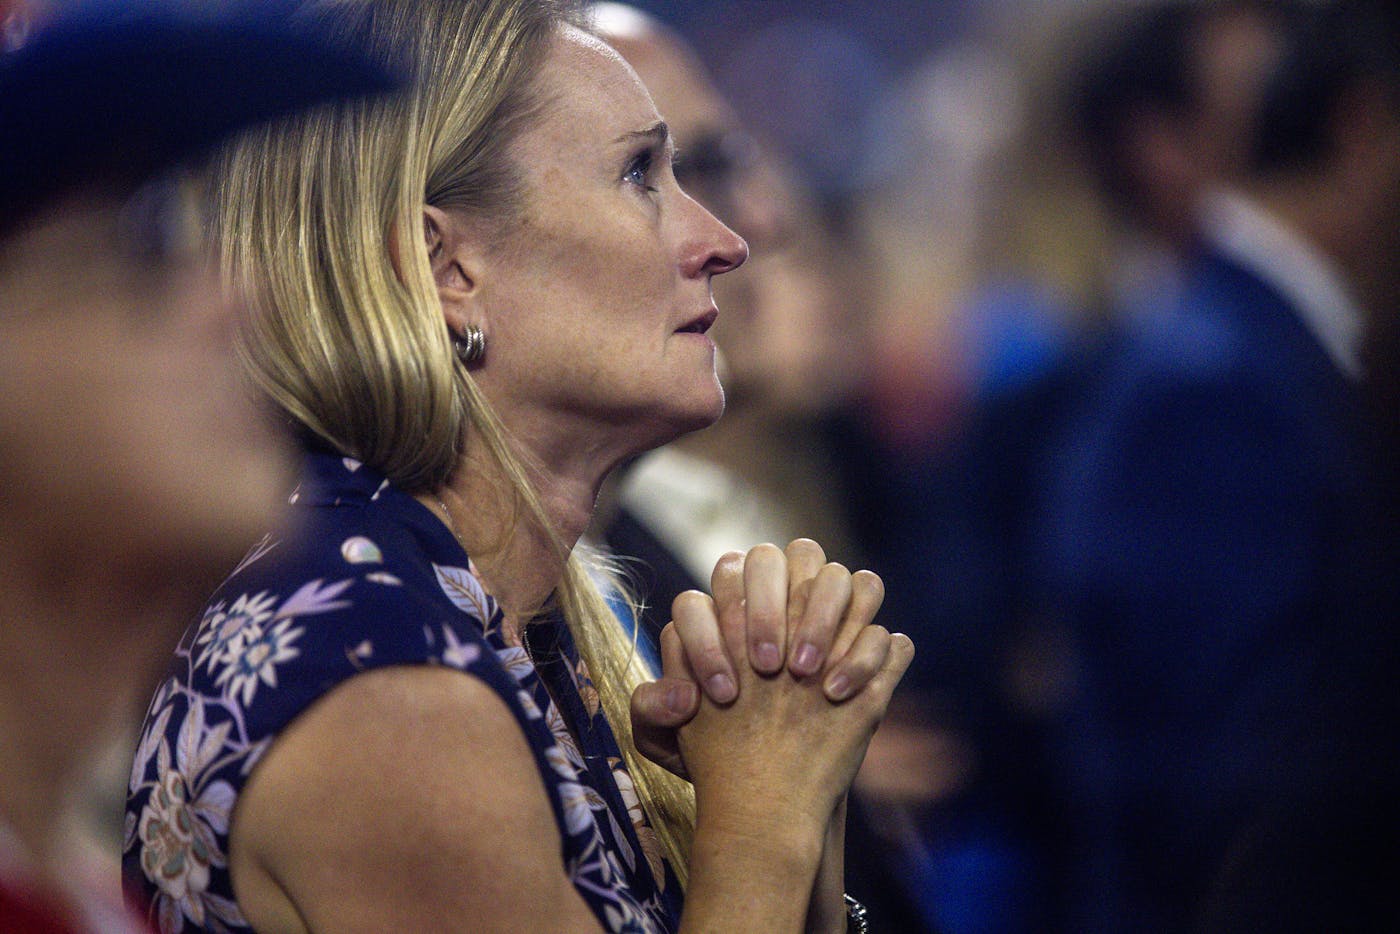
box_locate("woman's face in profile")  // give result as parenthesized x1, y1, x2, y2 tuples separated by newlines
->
(467, 26, 747, 457)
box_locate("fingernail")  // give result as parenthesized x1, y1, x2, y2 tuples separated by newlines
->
(792, 642, 821, 676)
(754, 641, 781, 671)
(825, 674, 852, 701)
(705, 672, 736, 703)
(666, 681, 697, 714)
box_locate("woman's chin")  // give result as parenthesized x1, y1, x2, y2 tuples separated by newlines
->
(673, 383, 727, 436)
(625, 387, 726, 455)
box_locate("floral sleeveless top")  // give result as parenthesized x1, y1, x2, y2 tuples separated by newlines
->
(123, 450, 682, 933)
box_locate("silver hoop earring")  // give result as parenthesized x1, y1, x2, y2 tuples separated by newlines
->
(453, 324, 485, 366)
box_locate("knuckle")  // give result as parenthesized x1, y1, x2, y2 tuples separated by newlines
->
(695, 644, 731, 674)
(629, 683, 659, 717)
(746, 604, 784, 632)
(847, 688, 883, 721)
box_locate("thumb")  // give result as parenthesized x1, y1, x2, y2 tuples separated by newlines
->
(631, 678, 699, 728)
(629, 679, 699, 779)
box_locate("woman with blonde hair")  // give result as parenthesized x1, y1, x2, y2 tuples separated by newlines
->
(124, 0, 912, 931)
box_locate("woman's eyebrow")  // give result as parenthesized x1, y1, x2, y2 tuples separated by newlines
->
(613, 121, 670, 148)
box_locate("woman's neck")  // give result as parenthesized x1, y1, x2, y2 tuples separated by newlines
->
(421, 427, 607, 621)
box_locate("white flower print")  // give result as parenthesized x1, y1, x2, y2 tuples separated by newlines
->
(227, 534, 278, 581)
(573, 657, 601, 718)
(605, 807, 637, 875)
(214, 619, 304, 706)
(544, 743, 579, 781)
(546, 701, 585, 772)
(517, 688, 544, 721)
(176, 696, 232, 782)
(129, 450, 681, 933)
(194, 592, 276, 673)
(340, 536, 383, 565)
(130, 703, 174, 801)
(272, 577, 353, 620)
(603, 898, 657, 934)
(600, 861, 660, 933)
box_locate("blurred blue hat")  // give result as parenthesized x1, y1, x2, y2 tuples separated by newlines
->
(0, 0, 398, 233)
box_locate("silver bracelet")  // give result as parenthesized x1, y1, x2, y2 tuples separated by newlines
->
(843, 893, 870, 934)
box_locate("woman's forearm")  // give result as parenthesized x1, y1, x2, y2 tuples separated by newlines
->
(806, 795, 849, 934)
(681, 807, 826, 933)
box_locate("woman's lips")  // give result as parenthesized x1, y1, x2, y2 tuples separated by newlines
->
(676, 308, 718, 334)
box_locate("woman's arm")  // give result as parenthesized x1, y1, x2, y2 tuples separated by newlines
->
(228, 665, 607, 933)
(230, 654, 902, 934)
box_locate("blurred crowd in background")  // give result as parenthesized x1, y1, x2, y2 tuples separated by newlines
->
(5, 0, 1398, 931)
(606, 0, 1400, 930)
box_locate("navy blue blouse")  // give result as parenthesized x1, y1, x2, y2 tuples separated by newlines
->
(124, 449, 681, 933)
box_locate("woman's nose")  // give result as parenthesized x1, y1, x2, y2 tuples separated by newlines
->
(680, 196, 748, 279)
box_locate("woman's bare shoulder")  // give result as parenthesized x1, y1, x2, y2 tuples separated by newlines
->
(229, 665, 602, 934)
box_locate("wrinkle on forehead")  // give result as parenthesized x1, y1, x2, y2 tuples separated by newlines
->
(491, 24, 661, 245)
(538, 24, 660, 126)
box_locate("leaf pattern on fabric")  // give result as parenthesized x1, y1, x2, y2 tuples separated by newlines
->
(125, 451, 678, 933)
(434, 562, 494, 622)
(441, 626, 481, 669)
(574, 657, 601, 718)
(609, 758, 666, 891)
(495, 644, 534, 684)
(546, 700, 586, 772)
(273, 578, 353, 620)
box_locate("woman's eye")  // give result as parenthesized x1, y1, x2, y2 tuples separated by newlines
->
(624, 150, 657, 192)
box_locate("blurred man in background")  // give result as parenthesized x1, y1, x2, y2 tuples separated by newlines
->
(1030, 1, 1400, 928)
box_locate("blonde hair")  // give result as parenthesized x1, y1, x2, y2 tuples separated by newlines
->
(213, 0, 696, 885)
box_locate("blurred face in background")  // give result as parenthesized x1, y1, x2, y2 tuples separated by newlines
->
(0, 177, 293, 590)
(601, 14, 854, 419)
(1190, 5, 1285, 186)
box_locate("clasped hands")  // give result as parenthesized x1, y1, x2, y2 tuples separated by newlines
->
(630, 539, 914, 786)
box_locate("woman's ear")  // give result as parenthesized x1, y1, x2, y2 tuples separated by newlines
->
(424, 205, 479, 331)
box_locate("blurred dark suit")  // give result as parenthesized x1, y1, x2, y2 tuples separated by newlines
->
(1029, 208, 1395, 931)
